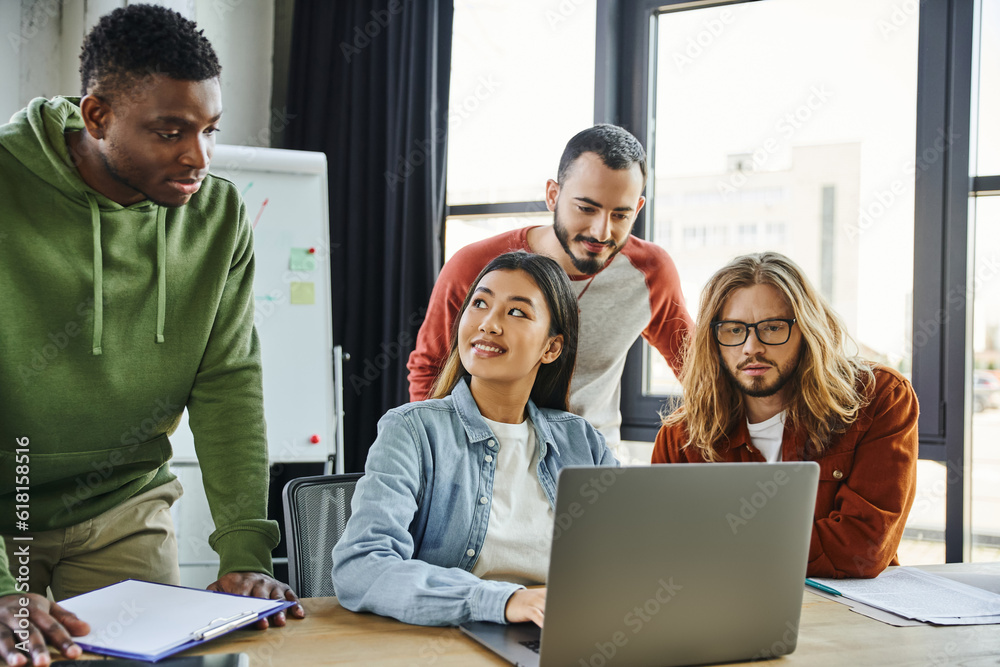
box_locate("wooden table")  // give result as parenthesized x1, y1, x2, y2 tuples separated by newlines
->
(63, 563, 1000, 665)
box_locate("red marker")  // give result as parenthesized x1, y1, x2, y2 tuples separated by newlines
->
(308, 247, 316, 254)
(252, 198, 269, 229)
(310, 434, 321, 444)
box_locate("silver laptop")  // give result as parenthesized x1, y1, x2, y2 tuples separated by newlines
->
(461, 462, 819, 667)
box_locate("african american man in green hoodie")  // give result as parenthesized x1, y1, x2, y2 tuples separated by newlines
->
(0, 6, 303, 665)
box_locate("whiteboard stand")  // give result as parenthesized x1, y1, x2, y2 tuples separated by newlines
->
(330, 345, 349, 474)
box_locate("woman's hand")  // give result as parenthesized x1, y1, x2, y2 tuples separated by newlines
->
(505, 588, 546, 627)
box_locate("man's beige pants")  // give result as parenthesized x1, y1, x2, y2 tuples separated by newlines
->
(3, 478, 183, 600)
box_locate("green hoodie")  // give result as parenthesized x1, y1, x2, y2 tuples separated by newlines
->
(0, 97, 278, 597)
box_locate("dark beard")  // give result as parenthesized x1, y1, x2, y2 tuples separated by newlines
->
(735, 366, 795, 397)
(553, 206, 623, 275)
(722, 353, 799, 398)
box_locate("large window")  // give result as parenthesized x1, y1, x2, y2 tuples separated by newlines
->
(445, 0, 596, 256)
(971, 197, 1000, 561)
(645, 1, 918, 399)
(970, 0, 1000, 561)
(606, 0, 988, 561)
(643, 0, 933, 560)
(643, 0, 945, 563)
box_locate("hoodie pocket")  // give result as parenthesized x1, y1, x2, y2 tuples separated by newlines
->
(0, 434, 174, 529)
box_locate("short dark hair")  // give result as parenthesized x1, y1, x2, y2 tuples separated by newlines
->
(557, 124, 647, 188)
(430, 251, 580, 411)
(79, 4, 221, 99)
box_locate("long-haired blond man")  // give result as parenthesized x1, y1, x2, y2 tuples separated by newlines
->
(652, 252, 918, 579)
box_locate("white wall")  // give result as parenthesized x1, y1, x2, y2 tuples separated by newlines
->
(4, 0, 65, 119)
(0, 0, 276, 147)
(195, 0, 276, 147)
(0, 1, 21, 122)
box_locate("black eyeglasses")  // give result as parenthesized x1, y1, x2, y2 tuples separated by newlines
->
(711, 319, 797, 346)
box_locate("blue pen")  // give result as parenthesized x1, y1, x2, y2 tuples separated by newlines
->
(805, 578, 841, 596)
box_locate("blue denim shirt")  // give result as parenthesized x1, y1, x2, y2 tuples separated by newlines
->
(331, 378, 618, 626)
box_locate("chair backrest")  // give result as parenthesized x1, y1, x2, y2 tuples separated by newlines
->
(282, 473, 363, 598)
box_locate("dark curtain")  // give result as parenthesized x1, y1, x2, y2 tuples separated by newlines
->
(285, 1, 452, 471)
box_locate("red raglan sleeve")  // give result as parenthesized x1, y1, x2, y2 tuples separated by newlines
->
(406, 258, 477, 401)
(807, 370, 919, 578)
(636, 243, 694, 376)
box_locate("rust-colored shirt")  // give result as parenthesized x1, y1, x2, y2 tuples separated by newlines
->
(652, 365, 919, 579)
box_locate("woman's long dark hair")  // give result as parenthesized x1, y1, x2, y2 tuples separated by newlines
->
(429, 251, 579, 411)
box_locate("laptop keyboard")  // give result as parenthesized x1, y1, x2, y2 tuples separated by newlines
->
(519, 640, 541, 654)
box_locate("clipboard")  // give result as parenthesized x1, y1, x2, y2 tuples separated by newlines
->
(58, 654, 250, 666)
(58, 579, 296, 662)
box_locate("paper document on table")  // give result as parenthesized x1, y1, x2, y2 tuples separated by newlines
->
(811, 567, 1000, 623)
(921, 614, 1000, 625)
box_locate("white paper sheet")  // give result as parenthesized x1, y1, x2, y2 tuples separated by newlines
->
(60, 580, 288, 658)
(810, 567, 1000, 623)
(921, 614, 1000, 625)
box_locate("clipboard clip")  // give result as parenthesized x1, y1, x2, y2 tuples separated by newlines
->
(191, 610, 258, 641)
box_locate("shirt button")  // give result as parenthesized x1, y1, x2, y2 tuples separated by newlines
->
(485, 455, 493, 463)
(467, 549, 475, 557)
(480, 496, 488, 504)
(832, 470, 844, 480)
(488, 439, 497, 449)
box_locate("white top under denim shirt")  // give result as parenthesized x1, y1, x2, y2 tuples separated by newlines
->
(331, 377, 617, 626)
(471, 416, 553, 585)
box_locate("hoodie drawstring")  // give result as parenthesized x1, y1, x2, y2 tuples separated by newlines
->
(156, 206, 166, 344)
(86, 195, 167, 354)
(86, 193, 103, 356)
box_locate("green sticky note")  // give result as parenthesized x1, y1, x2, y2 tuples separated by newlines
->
(290, 248, 317, 271)
(290, 282, 315, 305)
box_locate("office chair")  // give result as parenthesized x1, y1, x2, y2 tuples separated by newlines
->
(282, 473, 363, 598)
